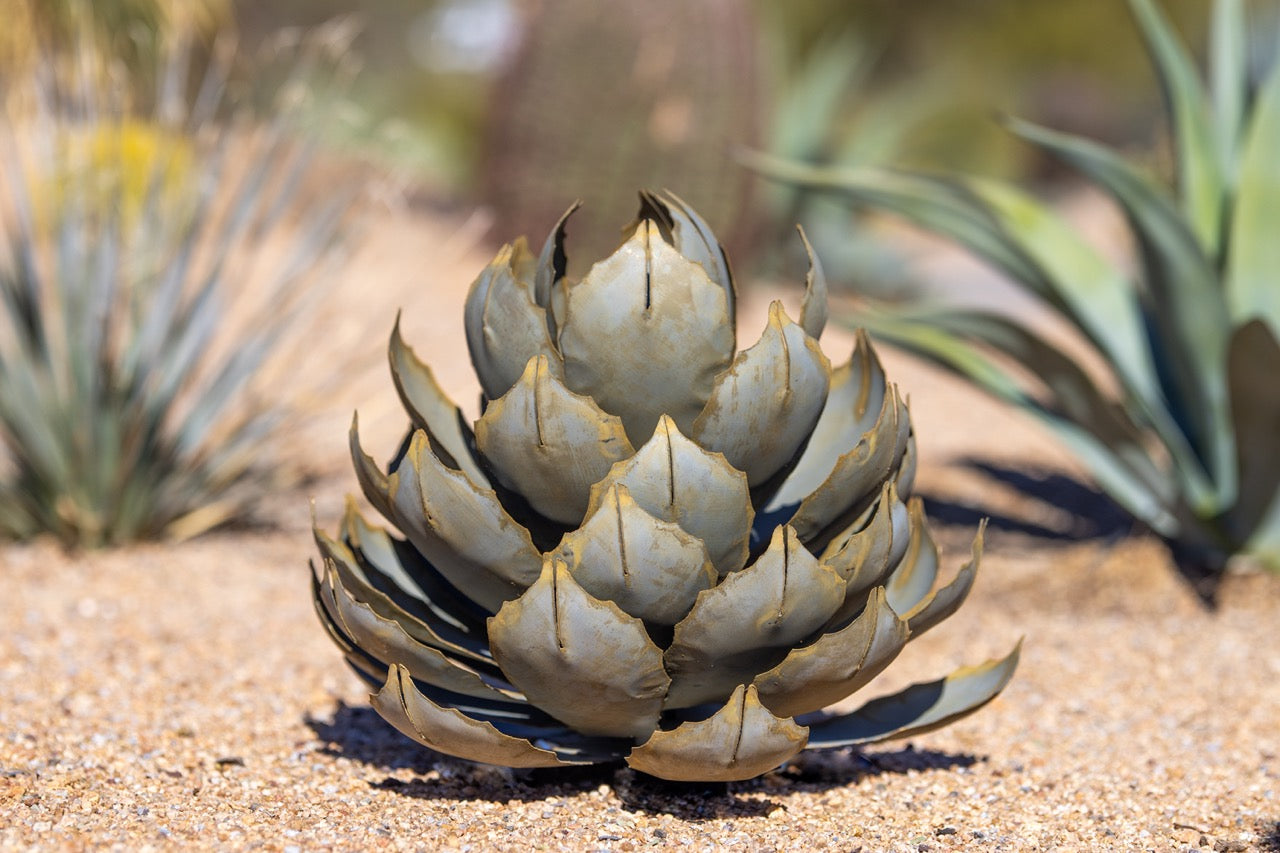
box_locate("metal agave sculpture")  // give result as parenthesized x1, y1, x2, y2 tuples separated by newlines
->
(311, 192, 1018, 781)
(747, 0, 1280, 579)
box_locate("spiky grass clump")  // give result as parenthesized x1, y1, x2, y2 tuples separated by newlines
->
(0, 27, 355, 546)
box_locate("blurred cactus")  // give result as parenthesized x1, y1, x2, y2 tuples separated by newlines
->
(481, 0, 764, 269)
(0, 23, 355, 546)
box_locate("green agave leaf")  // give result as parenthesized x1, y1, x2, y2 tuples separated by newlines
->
(962, 180, 1160, 408)
(964, 179, 1217, 510)
(804, 642, 1022, 747)
(1007, 117, 1233, 513)
(1126, 0, 1224, 254)
(740, 153, 1048, 289)
(1226, 56, 1280, 337)
(1210, 0, 1247, 182)
(1227, 320, 1280, 561)
(856, 310, 1180, 535)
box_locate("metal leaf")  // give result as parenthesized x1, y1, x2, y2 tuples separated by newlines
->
(585, 414, 753, 576)
(533, 202, 578, 311)
(488, 561, 670, 739)
(474, 354, 635, 525)
(797, 226, 828, 340)
(768, 330, 887, 512)
(371, 664, 580, 768)
(903, 522, 984, 639)
(389, 317, 489, 487)
(691, 301, 831, 487)
(626, 684, 807, 782)
(820, 482, 911, 626)
(786, 383, 909, 550)
(316, 519, 495, 669)
(348, 413, 395, 522)
(754, 587, 908, 719)
(317, 563, 518, 701)
(390, 431, 543, 613)
(804, 643, 1022, 747)
(648, 190, 736, 327)
(552, 483, 717, 626)
(464, 239, 562, 401)
(664, 525, 845, 709)
(339, 501, 490, 639)
(884, 498, 939, 617)
(556, 220, 735, 443)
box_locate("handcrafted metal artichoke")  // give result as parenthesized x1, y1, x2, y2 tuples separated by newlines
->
(311, 192, 1019, 782)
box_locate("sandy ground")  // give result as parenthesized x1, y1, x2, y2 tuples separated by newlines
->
(3, 198, 1280, 852)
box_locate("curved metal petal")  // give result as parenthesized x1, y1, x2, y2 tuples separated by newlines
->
(797, 226, 828, 340)
(626, 684, 807, 782)
(318, 563, 518, 701)
(474, 354, 635, 524)
(464, 239, 562, 402)
(767, 331, 887, 512)
(349, 413, 395, 521)
(371, 664, 583, 768)
(884, 498, 939, 617)
(902, 522, 983, 638)
(664, 525, 845, 709)
(553, 483, 717, 626)
(803, 643, 1022, 747)
(896, 432, 918, 497)
(390, 432, 543, 613)
(753, 587, 909, 719)
(389, 317, 489, 487)
(311, 565, 401, 686)
(819, 483, 909, 626)
(488, 561, 670, 739)
(692, 302, 831, 487)
(340, 501, 489, 638)
(585, 415, 753, 576)
(315, 518, 495, 669)
(557, 220, 736, 442)
(534, 202, 579, 310)
(787, 384, 911, 551)
(649, 189, 736, 327)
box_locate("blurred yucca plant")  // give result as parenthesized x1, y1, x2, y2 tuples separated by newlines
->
(0, 25, 355, 546)
(0, 0, 230, 78)
(748, 0, 1280, 580)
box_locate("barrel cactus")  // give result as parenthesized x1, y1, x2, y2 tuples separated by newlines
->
(311, 192, 1018, 782)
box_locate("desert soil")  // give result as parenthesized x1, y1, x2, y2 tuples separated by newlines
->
(2, 197, 1278, 852)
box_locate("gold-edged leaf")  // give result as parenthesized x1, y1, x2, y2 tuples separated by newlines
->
(626, 684, 807, 782)
(474, 354, 634, 525)
(488, 561, 670, 739)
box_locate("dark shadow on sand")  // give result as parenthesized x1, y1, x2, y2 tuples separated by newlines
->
(924, 458, 1225, 604)
(306, 703, 980, 820)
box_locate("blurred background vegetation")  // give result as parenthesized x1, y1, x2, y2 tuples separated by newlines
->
(1, 0, 1226, 270)
(2, 1, 1230, 266)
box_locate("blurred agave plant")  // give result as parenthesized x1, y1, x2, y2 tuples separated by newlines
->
(311, 191, 1019, 782)
(747, 0, 1280, 579)
(0, 26, 355, 546)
